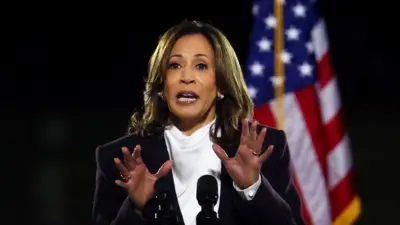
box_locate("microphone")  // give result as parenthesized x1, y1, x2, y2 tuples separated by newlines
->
(145, 177, 179, 225)
(196, 175, 220, 225)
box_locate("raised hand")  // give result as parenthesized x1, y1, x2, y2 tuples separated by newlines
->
(213, 119, 273, 189)
(114, 145, 173, 209)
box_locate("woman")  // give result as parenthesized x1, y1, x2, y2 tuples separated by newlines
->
(92, 20, 305, 225)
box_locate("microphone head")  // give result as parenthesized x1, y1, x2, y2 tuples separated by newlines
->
(196, 175, 218, 206)
(144, 177, 178, 223)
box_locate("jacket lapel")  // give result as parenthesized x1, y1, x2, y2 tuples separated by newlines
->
(141, 134, 185, 225)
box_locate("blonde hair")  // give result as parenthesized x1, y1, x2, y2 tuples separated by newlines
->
(129, 20, 254, 145)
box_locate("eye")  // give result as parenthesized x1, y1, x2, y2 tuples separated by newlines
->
(168, 62, 181, 69)
(196, 63, 208, 70)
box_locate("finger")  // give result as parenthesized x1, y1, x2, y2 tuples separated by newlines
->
(241, 119, 249, 137)
(256, 127, 267, 150)
(122, 147, 136, 170)
(155, 160, 173, 178)
(240, 119, 249, 145)
(132, 145, 144, 165)
(238, 144, 254, 160)
(212, 144, 230, 162)
(250, 120, 258, 140)
(259, 145, 274, 163)
(115, 179, 129, 189)
(235, 146, 247, 163)
(114, 158, 130, 178)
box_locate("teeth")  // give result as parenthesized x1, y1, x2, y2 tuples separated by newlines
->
(178, 97, 197, 102)
(182, 94, 196, 98)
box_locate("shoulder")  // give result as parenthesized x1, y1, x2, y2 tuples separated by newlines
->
(254, 122, 287, 158)
(255, 123, 293, 181)
(246, 121, 286, 146)
(95, 133, 147, 178)
(256, 123, 285, 141)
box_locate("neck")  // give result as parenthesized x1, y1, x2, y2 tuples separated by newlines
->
(172, 115, 215, 136)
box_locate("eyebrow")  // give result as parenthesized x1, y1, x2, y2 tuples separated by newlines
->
(169, 53, 209, 59)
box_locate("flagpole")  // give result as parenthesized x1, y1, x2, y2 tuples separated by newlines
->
(274, 0, 285, 130)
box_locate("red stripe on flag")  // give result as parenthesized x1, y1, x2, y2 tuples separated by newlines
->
(254, 103, 276, 128)
(316, 53, 334, 89)
(324, 109, 345, 151)
(295, 86, 329, 179)
(292, 172, 313, 225)
(329, 171, 357, 219)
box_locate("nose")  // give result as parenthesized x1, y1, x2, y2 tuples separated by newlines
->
(180, 68, 195, 84)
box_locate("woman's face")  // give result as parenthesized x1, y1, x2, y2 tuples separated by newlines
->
(163, 34, 217, 128)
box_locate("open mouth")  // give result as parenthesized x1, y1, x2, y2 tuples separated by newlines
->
(176, 91, 199, 103)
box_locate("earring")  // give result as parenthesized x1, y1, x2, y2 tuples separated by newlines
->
(158, 92, 164, 99)
(217, 92, 224, 100)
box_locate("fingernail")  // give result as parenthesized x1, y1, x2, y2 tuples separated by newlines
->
(115, 180, 121, 185)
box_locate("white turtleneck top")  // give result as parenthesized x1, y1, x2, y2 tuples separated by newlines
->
(163, 119, 261, 225)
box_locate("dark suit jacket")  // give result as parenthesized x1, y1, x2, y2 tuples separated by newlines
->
(92, 124, 305, 225)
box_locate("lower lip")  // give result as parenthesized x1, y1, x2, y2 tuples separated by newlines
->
(175, 98, 198, 105)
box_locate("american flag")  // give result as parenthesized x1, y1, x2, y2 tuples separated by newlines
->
(245, 0, 361, 224)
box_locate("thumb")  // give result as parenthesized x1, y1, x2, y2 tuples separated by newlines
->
(212, 144, 230, 162)
(155, 160, 173, 178)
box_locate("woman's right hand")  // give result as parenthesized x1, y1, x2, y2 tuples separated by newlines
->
(114, 145, 173, 209)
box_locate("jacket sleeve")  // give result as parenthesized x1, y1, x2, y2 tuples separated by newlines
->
(233, 130, 306, 225)
(92, 146, 146, 225)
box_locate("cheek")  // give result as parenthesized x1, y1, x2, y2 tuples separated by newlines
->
(205, 73, 217, 92)
(201, 74, 217, 102)
(163, 74, 178, 96)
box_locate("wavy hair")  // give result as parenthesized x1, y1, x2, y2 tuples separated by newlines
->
(128, 20, 254, 145)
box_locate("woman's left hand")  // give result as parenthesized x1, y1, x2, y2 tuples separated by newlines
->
(213, 119, 273, 189)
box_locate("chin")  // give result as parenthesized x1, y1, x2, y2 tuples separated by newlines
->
(173, 110, 202, 121)
(168, 101, 215, 124)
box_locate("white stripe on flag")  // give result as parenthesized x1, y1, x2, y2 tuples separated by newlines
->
(312, 20, 329, 61)
(327, 135, 353, 189)
(317, 77, 341, 124)
(270, 94, 332, 225)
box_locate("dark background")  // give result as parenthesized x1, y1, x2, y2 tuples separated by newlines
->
(4, 0, 399, 224)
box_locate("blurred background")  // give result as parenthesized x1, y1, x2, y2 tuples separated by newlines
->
(4, 0, 399, 224)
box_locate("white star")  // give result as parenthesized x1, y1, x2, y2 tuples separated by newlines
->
(264, 15, 276, 29)
(280, 50, 292, 64)
(298, 62, 313, 77)
(247, 85, 258, 99)
(270, 76, 285, 87)
(286, 26, 301, 41)
(250, 61, 264, 76)
(252, 4, 259, 16)
(305, 41, 314, 53)
(293, 3, 307, 18)
(257, 37, 272, 52)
